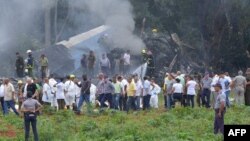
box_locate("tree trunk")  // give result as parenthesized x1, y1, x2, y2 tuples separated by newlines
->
(44, 0, 51, 48)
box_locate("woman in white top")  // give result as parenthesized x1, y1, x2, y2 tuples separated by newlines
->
(172, 78, 183, 102)
(186, 76, 197, 108)
(149, 79, 161, 109)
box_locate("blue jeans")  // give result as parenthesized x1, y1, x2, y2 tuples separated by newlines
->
(4, 100, 19, 116)
(187, 95, 195, 108)
(135, 96, 141, 110)
(24, 113, 38, 141)
(202, 88, 211, 108)
(100, 93, 113, 108)
(112, 94, 120, 109)
(225, 90, 230, 108)
(167, 94, 173, 109)
(77, 94, 90, 112)
(0, 97, 4, 114)
(143, 94, 151, 110)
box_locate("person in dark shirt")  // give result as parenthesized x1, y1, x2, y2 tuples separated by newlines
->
(25, 78, 38, 99)
(76, 74, 91, 114)
(16, 52, 25, 78)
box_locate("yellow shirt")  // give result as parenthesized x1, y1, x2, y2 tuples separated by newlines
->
(126, 82, 136, 96)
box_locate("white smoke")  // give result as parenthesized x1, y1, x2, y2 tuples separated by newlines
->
(71, 0, 145, 54)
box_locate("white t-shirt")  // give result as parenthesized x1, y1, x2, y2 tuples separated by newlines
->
(0, 84, 4, 97)
(42, 83, 52, 103)
(172, 83, 183, 93)
(143, 80, 150, 96)
(187, 80, 197, 95)
(123, 53, 130, 65)
(121, 79, 128, 92)
(49, 78, 57, 94)
(56, 82, 65, 99)
(135, 80, 143, 96)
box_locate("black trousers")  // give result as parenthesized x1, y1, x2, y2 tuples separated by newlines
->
(119, 94, 127, 111)
(24, 113, 39, 141)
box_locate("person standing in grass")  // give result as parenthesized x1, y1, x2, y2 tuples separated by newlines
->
(172, 78, 183, 107)
(232, 70, 247, 105)
(21, 91, 43, 141)
(149, 78, 161, 109)
(42, 78, 52, 105)
(55, 78, 65, 110)
(126, 77, 136, 112)
(112, 76, 123, 110)
(164, 73, 175, 109)
(213, 83, 226, 135)
(201, 72, 212, 108)
(0, 82, 5, 114)
(3, 78, 19, 116)
(186, 76, 197, 108)
(134, 76, 143, 110)
(142, 76, 151, 110)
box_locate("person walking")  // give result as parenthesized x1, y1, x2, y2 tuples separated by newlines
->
(232, 70, 247, 105)
(100, 76, 114, 108)
(16, 52, 25, 78)
(21, 91, 43, 141)
(76, 75, 91, 114)
(3, 78, 19, 115)
(213, 83, 226, 135)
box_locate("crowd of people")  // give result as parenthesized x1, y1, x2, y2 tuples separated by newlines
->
(1, 50, 250, 140)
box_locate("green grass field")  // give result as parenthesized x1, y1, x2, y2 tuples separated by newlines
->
(1, 96, 250, 141)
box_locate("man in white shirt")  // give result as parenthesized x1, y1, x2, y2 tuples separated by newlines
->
(42, 78, 52, 105)
(3, 78, 19, 115)
(142, 76, 151, 110)
(218, 72, 232, 108)
(123, 50, 131, 74)
(100, 54, 111, 76)
(55, 78, 65, 110)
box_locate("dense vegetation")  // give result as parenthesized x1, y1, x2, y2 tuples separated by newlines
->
(1, 95, 250, 141)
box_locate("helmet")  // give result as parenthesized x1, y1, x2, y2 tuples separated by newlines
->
(26, 50, 32, 54)
(18, 80, 23, 84)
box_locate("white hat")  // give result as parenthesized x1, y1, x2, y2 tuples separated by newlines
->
(26, 50, 32, 53)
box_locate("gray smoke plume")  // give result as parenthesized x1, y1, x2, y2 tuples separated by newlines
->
(71, 0, 145, 54)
